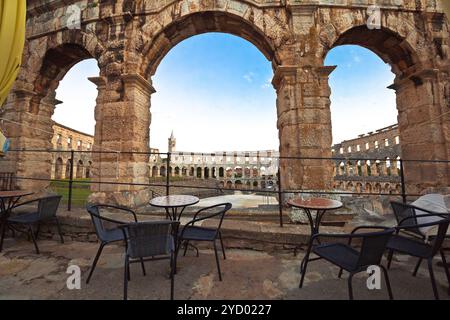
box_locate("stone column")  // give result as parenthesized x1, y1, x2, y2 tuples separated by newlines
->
(0, 89, 60, 193)
(361, 161, 368, 177)
(273, 65, 334, 191)
(394, 68, 450, 194)
(88, 74, 153, 207)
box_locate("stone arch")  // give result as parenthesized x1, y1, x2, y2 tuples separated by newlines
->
(365, 183, 372, 194)
(160, 166, 166, 177)
(196, 167, 202, 178)
(204, 167, 210, 179)
(355, 182, 363, 193)
(323, 23, 450, 193)
(140, 7, 288, 79)
(323, 25, 419, 78)
(2, 33, 105, 191)
(190, 167, 195, 177)
(86, 161, 92, 179)
(175, 166, 180, 176)
(384, 183, 392, 194)
(182, 167, 188, 176)
(374, 183, 382, 193)
(152, 166, 158, 177)
(219, 167, 224, 178)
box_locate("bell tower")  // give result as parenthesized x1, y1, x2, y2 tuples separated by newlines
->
(168, 130, 176, 153)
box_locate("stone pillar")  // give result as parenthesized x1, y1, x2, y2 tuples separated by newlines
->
(0, 89, 60, 193)
(273, 65, 334, 191)
(394, 68, 450, 193)
(88, 74, 153, 207)
(361, 161, 368, 177)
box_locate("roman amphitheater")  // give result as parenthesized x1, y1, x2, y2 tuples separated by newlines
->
(49, 122, 404, 194)
(0, 0, 448, 207)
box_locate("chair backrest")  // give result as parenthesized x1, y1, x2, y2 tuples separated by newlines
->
(121, 221, 179, 259)
(356, 228, 396, 268)
(86, 205, 105, 239)
(424, 218, 450, 257)
(391, 202, 422, 237)
(0, 172, 15, 191)
(37, 195, 62, 220)
(192, 203, 232, 237)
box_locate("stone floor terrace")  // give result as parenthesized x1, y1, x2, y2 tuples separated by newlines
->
(0, 237, 449, 300)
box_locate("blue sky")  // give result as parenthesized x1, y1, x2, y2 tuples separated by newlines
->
(54, 33, 397, 152)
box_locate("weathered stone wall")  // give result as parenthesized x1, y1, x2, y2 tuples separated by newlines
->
(51, 122, 94, 179)
(0, 0, 448, 206)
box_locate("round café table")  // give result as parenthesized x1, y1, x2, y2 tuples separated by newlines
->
(149, 195, 200, 222)
(0, 190, 33, 252)
(287, 197, 343, 274)
(149, 195, 200, 273)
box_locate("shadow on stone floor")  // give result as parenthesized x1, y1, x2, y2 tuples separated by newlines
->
(0, 239, 448, 300)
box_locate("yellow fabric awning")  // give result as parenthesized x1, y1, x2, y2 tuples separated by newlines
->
(0, 0, 27, 108)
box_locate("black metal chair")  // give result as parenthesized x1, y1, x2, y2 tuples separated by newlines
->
(6, 195, 63, 254)
(120, 220, 179, 300)
(385, 214, 450, 300)
(388, 201, 449, 269)
(85, 204, 146, 284)
(300, 226, 395, 300)
(178, 203, 232, 281)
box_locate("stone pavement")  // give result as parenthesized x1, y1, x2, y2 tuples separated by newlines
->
(0, 239, 448, 300)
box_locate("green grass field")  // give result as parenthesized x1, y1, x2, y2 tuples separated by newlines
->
(48, 176, 192, 207)
(49, 179, 92, 207)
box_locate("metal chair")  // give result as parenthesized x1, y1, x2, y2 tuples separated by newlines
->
(120, 220, 179, 300)
(5, 195, 63, 254)
(85, 204, 146, 284)
(385, 214, 450, 300)
(178, 203, 232, 281)
(300, 226, 395, 300)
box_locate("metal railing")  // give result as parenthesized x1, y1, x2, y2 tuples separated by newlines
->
(1, 149, 449, 228)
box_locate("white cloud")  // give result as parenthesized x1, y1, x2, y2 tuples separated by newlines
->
(243, 72, 255, 83)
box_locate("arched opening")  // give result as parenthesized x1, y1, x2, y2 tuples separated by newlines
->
(326, 26, 448, 193)
(152, 166, 158, 177)
(86, 161, 92, 179)
(2, 41, 101, 191)
(160, 166, 166, 177)
(339, 162, 345, 175)
(175, 167, 180, 176)
(326, 44, 397, 155)
(146, 12, 280, 205)
(190, 167, 195, 177)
